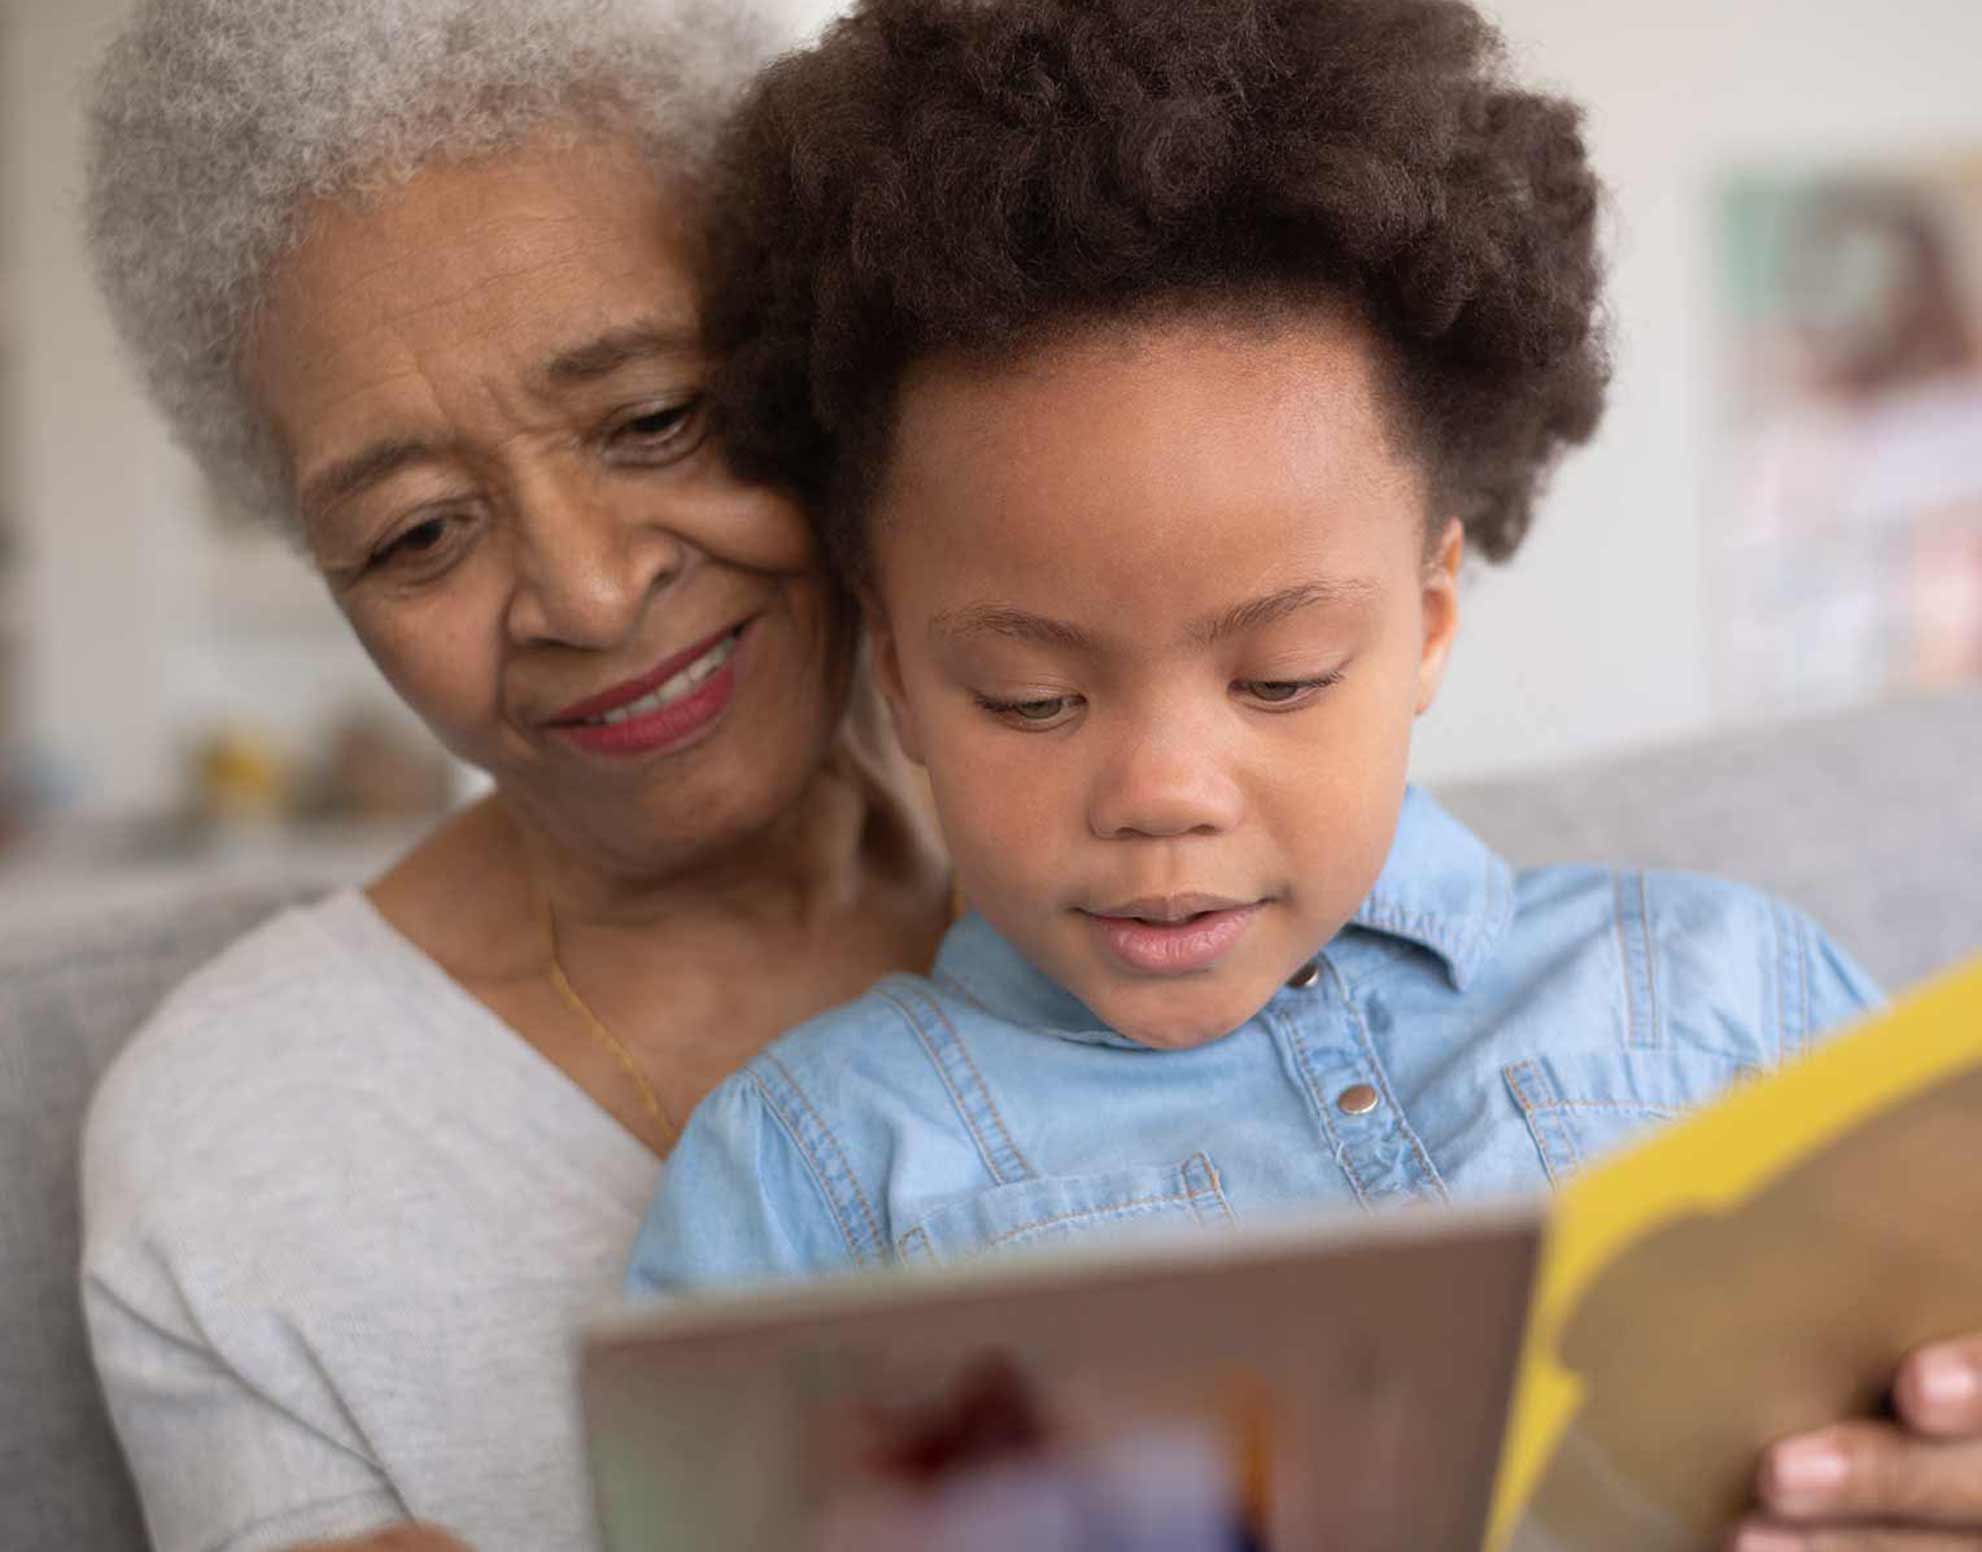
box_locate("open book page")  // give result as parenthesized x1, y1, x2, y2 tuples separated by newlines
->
(584, 1205, 1538, 1551)
(1489, 959, 1982, 1551)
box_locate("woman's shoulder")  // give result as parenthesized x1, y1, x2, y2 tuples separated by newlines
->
(84, 891, 418, 1192)
(98, 888, 420, 1096)
(82, 882, 626, 1238)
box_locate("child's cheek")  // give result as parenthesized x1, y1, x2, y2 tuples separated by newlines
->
(928, 731, 1075, 907)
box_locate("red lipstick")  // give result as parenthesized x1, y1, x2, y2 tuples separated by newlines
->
(544, 621, 748, 759)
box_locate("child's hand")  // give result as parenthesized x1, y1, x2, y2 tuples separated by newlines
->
(1725, 1336, 1982, 1549)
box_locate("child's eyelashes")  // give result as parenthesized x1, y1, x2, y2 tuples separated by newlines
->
(970, 671, 1346, 731)
(973, 693, 1082, 731)
(1237, 671, 1346, 710)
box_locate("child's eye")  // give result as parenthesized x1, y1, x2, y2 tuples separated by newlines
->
(974, 693, 1081, 729)
(1236, 673, 1344, 709)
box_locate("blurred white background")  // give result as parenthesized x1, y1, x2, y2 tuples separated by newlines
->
(2, 0, 1980, 905)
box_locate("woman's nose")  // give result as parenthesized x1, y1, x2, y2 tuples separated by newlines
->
(502, 474, 684, 648)
(1085, 725, 1246, 841)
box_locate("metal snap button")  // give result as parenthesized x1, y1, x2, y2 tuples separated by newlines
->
(1336, 1083, 1380, 1116)
(1287, 960, 1320, 990)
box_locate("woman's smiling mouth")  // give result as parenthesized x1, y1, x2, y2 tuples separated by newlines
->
(545, 621, 750, 758)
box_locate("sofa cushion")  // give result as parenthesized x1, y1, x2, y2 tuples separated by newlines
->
(0, 886, 310, 1552)
(1435, 689, 1982, 994)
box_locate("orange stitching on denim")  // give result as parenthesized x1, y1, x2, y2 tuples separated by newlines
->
(1530, 1099, 1681, 1118)
(761, 1054, 885, 1257)
(1270, 1004, 1373, 1207)
(1795, 910, 1813, 1056)
(1325, 958, 1448, 1202)
(927, 1002, 1038, 1181)
(1610, 872, 1640, 1050)
(1505, 1062, 1580, 1186)
(981, 1192, 1195, 1250)
(926, 994, 1036, 1181)
(1637, 871, 1663, 1048)
(880, 988, 1032, 1186)
(748, 1068, 866, 1260)
(1182, 1152, 1235, 1224)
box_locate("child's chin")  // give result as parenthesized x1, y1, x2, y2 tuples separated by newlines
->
(1096, 988, 1260, 1051)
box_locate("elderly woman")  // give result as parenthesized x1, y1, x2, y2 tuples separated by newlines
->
(78, 2, 948, 1550)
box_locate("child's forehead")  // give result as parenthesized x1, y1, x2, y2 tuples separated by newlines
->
(922, 571, 1387, 662)
(874, 310, 1430, 616)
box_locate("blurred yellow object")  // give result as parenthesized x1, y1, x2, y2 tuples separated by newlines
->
(190, 725, 292, 824)
(1490, 959, 1982, 1551)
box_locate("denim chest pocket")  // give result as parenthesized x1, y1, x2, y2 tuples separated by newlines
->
(894, 1152, 1234, 1267)
(1504, 1050, 1760, 1187)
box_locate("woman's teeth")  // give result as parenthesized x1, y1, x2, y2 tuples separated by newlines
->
(587, 633, 738, 726)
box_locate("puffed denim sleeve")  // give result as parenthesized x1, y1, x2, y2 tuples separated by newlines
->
(1792, 904, 1885, 1055)
(626, 1067, 866, 1297)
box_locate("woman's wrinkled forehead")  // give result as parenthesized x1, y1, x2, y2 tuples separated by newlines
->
(245, 139, 703, 521)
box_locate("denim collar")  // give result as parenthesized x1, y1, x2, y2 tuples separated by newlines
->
(929, 786, 1516, 1044)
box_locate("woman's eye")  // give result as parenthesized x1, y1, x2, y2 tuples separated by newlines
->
(369, 512, 470, 577)
(607, 399, 704, 463)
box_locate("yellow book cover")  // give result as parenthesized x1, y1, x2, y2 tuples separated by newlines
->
(1489, 957, 1982, 1551)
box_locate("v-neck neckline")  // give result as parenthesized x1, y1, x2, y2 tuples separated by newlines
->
(318, 886, 669, 1173)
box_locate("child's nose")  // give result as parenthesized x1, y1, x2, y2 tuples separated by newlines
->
(1085, 729, 1245, 840)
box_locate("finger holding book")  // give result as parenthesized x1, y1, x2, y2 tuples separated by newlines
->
(1728, 1339, 1982, 1548)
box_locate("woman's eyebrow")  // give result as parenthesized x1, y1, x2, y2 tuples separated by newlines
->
(299, 436, 440, 525)
(541, 321, 700, 386)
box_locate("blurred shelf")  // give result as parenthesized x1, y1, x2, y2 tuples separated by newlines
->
(0, 814, 431, 943)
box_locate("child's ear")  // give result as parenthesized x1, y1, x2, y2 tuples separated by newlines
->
(1414, 518, 1464, 716)
(863, 589, 928, 767)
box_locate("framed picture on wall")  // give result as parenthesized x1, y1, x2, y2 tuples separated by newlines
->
(1714, 152, 1982, 716)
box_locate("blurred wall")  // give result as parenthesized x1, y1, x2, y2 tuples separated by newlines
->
(1414, 0, 1982, 779)
(4, 0, 1981, 822)
(2, 0, 426, 819)
(4, 0, 184, 814)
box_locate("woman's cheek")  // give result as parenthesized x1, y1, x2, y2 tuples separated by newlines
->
(339, 593, 505, 763)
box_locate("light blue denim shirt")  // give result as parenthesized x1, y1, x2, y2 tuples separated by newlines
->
(628, 789, 1879, 1293)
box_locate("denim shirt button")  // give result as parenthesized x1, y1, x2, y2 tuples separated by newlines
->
(1286, 960, 1321, 990)
(1336, 1083, 1381, 1116)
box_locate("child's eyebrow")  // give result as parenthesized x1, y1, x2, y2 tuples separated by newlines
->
(1185, 579, 1378, 645)
(928, 606, 1100, 653)
(930, 578, 1377, 653)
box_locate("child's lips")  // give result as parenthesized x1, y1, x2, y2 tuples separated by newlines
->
(1082, 900, 1263, 975)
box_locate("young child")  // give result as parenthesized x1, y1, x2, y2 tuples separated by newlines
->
(627, 0, 1878, 1291)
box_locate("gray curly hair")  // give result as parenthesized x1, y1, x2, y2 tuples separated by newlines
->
(87, 0, 787, 526)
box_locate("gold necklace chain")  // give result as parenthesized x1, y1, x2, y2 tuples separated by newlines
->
(541, 890, 677, 1143)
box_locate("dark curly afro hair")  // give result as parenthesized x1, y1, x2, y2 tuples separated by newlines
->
(705, 0, 1610, 585)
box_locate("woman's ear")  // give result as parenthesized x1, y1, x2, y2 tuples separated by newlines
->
(863, 590, 927, 766)
(1415, 518, 1465, 716)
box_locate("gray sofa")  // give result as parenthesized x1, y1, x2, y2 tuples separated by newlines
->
(4, 690, 1978, 1550)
